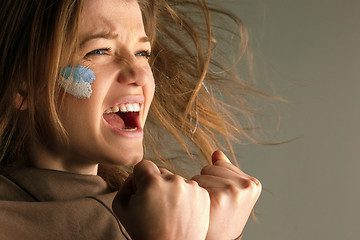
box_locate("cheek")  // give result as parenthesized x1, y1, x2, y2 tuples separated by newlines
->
(147, 65, 155, 97)
(145, 69, 155, 106)
(58, 97, 90, 129)
(59, 65, 96, 99)
(141, 70, 155, 125)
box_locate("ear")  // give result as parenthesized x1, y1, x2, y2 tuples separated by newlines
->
(15, 83, 28, 111)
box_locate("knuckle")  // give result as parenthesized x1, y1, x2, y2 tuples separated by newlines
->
(241, 176, 258, 188)
(134, 160, 156, 174)
(213, 159, 231, 167)
(158, 167, 167, 172)
(190, 174, 201, 183)
(227, 183, 241, 196)
(252, 177, 262, 192)
(213, 160, 224, 167)
(187, 179, 200, 187)
(138, 175, 163, 195)
(137, 170, 153, 183)
(144, 174, 162, 187)
(211, 190, 229, 208)
(137, 159, 153, 168)
(200, 165, 213, 174)
(159, 167, 172, 176)
(168, 175, 187, 190)
(168, 174, 183, 183)
(240, 177, 262, 197)
(242, 178, 254, 188)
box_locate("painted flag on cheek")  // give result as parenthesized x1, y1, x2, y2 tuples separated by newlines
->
(59, 65, 95, 99)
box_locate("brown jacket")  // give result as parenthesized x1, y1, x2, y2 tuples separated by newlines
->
(0, 168, 128, 240)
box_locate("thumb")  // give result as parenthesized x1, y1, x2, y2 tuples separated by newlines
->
(211, 150, 231, 164)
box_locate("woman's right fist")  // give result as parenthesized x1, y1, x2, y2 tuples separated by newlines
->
(113, 160, 210, 240)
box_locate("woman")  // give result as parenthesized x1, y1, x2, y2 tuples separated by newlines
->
(0, 0, 261, 239)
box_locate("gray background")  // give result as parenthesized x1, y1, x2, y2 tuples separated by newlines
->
(223, 0, 360, 239)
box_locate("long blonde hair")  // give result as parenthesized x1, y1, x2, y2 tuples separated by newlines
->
(0, 0, 263, 188)
(0, 0, 82, 166)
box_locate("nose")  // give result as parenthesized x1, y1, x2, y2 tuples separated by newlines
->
(116, 57, 150, 87)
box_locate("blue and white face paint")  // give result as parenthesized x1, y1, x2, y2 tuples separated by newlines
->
(59, 65, 95, 99)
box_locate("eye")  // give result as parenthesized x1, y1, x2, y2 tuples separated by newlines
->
(135, 50, 152, 59)
(85, 48, 111, 57)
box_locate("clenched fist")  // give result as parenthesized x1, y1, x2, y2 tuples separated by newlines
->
(113, 160, 211, 240)
(192, 151, 262, 240)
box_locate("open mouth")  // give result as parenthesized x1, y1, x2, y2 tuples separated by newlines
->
(103, 103, 141, 131)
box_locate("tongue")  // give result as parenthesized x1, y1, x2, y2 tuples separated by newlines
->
(103, 113, 125, 129)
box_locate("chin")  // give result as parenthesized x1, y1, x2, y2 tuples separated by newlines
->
(120, 152, 143, 166)
(104, 145, 144, 167)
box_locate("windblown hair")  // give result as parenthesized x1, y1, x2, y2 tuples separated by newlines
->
(0, 0, 264, 188)
(0, 0, 82, 167)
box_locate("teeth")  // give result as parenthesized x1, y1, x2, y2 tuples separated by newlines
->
(127, 104, 134, 112)
(120, 127, 138, 132)
(112, 105, 119, 112)
(120, 104, 127, 112)
(104, 103, 141, 114)
(133, 104, 141, 112)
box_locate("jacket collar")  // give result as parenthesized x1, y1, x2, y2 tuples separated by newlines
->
(1, 168, 113, 202)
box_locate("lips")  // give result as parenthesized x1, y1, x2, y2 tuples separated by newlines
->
(102, 96, 145, 138)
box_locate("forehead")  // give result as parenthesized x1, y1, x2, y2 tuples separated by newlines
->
(80, 0, 145, 37)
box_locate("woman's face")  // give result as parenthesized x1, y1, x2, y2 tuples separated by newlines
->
(58, 0, 155, 170)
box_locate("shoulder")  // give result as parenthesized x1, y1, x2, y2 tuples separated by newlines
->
(0, 170, 35, 201)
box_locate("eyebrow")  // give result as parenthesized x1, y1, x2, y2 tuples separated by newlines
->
(80, 31, 118, 47)
(139, 36, 150, 43)
(80, 31, 150, 47)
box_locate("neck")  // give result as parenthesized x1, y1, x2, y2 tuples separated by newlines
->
(29, 141, 98, 175)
